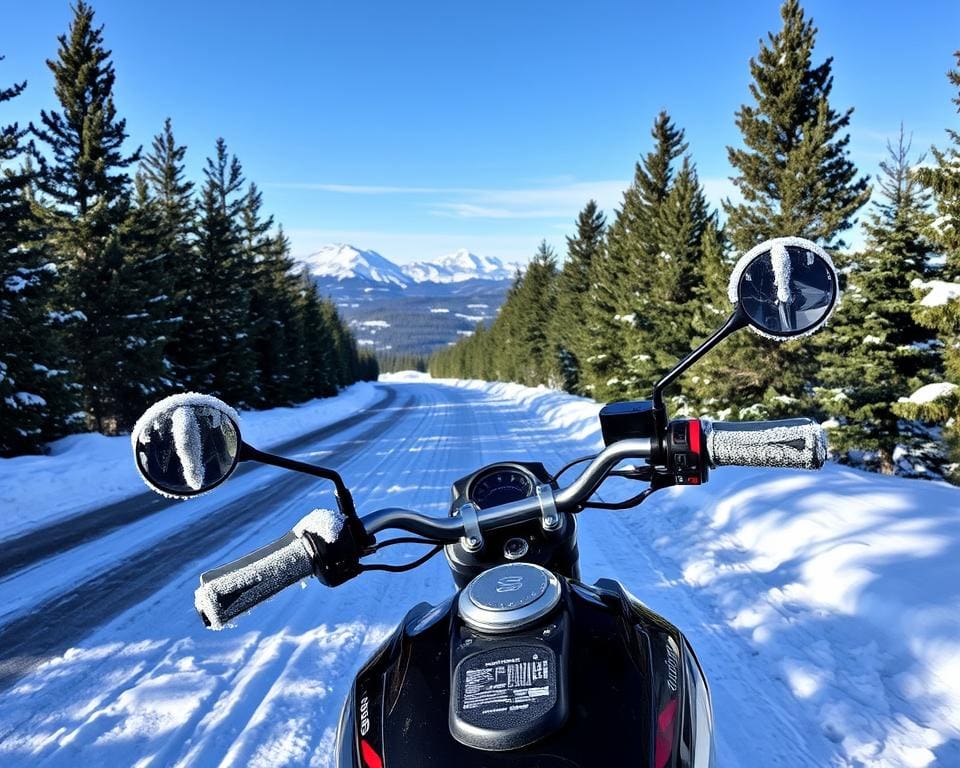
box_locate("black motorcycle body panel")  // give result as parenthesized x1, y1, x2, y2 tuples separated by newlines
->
(336, 575, 714, 767)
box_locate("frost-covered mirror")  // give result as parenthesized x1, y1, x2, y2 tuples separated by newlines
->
(729, 237, 839, 339)
(132, 393, 241, 498)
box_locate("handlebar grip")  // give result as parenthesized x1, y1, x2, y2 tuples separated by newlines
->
(703, 418, 827, 470)
(194, 531, 313, 630)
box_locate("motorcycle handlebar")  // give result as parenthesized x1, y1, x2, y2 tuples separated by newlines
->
(193, 421, 827, 629)
(194, 530, 314, 630)
(702, 418, 826, 470)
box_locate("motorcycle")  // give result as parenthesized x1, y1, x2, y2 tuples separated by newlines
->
(131, 236, 839, 767)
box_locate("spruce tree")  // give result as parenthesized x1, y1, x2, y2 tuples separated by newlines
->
(170, 138, 257, 404)
(31, 2, 178, 433)
(628, 156, 717, 394)
(582, 112, 686, 400)
(291, 279, 339, 399)
(550, 200, 605, 394)
(513, 241, 559, 387)
(725, 0, 869, 250)
(108, 174, 178, 426)
(896, 51, 960, 481)
(0, 62, 76, 454)
(817, 129, 936, 473)
(705, 0, 870, 418)
(141, 117, 194, 358)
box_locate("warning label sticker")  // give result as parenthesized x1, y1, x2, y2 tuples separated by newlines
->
(457, 646, 556, 722)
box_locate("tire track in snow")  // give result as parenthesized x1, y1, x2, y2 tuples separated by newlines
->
(0, 387, 396, 582)
(0, 387, 408, 693)
(175, 384, 454, 767)
(0, 383, 467, 766)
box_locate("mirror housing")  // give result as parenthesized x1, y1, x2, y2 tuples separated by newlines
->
(131, 393, 361, 524)
(131, 393, 242, 498)
(728, 236, 839, 340)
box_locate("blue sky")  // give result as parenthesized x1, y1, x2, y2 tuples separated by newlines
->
(3, 0, 958, 264)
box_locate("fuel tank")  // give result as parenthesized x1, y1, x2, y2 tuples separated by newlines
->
(336, 563, 715, 767)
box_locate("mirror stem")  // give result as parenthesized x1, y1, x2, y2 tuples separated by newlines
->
(238, 443, 358, 519)
(652, 308, 748, 419)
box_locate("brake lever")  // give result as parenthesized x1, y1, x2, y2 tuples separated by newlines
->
(607, 466, 654, 481)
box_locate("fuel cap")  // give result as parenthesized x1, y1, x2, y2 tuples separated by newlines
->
(458, 562, 561, 633)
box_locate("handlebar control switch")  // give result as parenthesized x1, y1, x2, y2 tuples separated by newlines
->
(298, 512, 368, 587)
(665, 419, 709, 486)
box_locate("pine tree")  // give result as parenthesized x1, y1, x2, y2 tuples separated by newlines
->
(141, 118, 194, 250)
(514, 241, 559, 386)
(706, 0, 870, 418)
(725, 0, 870, 250)
(550, 200, 605, 394)
(291, 278, 339, 399)
(0, 61, 77, 454)
(141, 116, 194, 363)
(170, 138, 257, 404)
(582, 112, 687, 400)
(896, 51, 960, 481)
(817, 129, 936, 473)
(30, 2, 178, 433)
(250, 227, 304, 406)
(628, 156, 717, 395)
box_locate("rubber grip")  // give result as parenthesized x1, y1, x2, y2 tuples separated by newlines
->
(194, 531, 314, 630)
(703, 418, 827, 470)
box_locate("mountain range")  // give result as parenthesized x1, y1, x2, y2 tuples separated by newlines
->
(297, 244, 519, 288)
(296, 244, 520, 357)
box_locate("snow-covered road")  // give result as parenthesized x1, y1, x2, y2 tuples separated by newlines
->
(0, 378, 958, 767)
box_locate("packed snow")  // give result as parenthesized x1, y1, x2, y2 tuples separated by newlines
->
(0, 374, 958, 767)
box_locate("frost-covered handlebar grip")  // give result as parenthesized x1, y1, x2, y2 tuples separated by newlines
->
(703, 418, 827, 470)
(193, 508, 347, 630)
(194, 531, 314, 630)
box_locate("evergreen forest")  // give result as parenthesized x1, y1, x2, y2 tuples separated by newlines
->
(1, 2, 378, 457)
(431, 0, 960, 483)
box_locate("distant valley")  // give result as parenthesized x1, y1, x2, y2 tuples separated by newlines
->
(297, 245, 520, 356)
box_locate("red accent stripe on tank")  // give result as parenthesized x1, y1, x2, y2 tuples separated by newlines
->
(360, 739, 383, 768)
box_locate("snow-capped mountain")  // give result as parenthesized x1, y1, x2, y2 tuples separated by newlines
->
(298, 244, 409, 288)
(298, 245, 517, 287)
(296, 245, 516, 354)
(401, 249, 517, 283)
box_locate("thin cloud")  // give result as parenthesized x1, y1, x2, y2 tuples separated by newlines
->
(266, 182, 444, 194)
(267, 178, 632, 221)
(429, 203, 576, 220)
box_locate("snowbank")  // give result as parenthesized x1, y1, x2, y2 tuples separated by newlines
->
(0, 382, 380, 540)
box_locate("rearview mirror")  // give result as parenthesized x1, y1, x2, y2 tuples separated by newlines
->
(131, 393, 242, 498)
(728, 237, 839, 340)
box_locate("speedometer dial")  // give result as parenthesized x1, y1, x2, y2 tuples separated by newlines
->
(468, 467, 536, 509)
